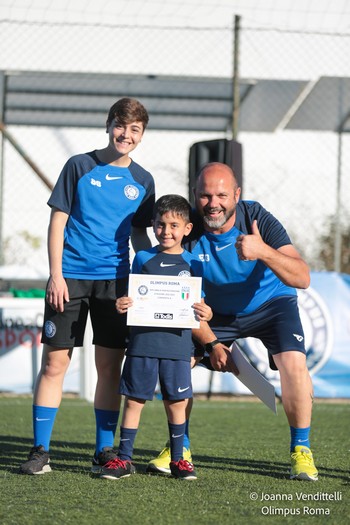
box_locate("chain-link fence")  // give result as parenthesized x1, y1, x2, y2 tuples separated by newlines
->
(1, 18, 349, 282)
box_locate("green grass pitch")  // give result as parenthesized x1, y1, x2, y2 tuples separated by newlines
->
(0, 396, 349, 525)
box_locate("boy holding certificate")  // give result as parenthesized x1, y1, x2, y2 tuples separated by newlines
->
(99, 194, 212, 481)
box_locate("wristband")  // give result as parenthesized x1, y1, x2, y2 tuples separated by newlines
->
(204, 339, 220, 354)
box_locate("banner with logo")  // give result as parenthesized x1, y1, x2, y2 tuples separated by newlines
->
(0, 298, 80, 393)
(192, 272, 350, 398)
(1, 272, 350, 398)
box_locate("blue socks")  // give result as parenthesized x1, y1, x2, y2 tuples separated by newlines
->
(33, 406, 120, 454)
(290, 426, 311, 451)
(118, 427, 138, 461)
(168, 421, 186, 462)
(183, 419, 190, 449)
(95, 408, 120, 454)
(33, 405, 58, 451)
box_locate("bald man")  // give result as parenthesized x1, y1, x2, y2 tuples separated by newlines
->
(148, 162, 318, 482)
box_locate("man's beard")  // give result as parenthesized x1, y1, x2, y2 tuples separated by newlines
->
(202, 207, 235, 229)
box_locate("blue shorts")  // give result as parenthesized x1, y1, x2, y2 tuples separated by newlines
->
(194, 296, 305, 370)
(120, 356, 192, 401)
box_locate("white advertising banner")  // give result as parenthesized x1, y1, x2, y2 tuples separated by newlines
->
(0, 298, 81, 394)
(1, 271, 350, 399)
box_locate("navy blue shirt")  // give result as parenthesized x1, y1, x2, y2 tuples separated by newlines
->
(48, 151, 155, 279)
(126, 247, 204, 361)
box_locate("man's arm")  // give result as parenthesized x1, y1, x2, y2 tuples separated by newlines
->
(130, 226, 152, 252)
(235, 220, 310, 289)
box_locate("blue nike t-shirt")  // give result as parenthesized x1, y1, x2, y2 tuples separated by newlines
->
(47, 151, 155, 279)
(126, 248, 204, 361)
(183, 200, 297, 316)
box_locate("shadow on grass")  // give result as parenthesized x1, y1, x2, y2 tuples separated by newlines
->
(192, 453, 350, 483)
(1, 436, 349, 484)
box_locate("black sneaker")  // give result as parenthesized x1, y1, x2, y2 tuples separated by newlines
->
(100, 456, 136, 480)
(19, 445, 51, 475)
(170, 459, 197, 480)
(91, 446, 119, 474)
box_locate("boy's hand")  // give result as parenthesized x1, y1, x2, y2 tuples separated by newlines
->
(116, 296, 133, 314)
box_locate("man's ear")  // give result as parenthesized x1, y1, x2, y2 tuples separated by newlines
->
(235, 187, 241, 202)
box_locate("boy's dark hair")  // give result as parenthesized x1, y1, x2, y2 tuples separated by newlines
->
(153, 194, 191, 223)
(106, 97, 149, 130)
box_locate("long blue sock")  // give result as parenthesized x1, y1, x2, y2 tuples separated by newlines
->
(33, 405, 58, 451)
(118, 427, 138, 461)
(290, 426, 311, 451)
(94, 408, 119, 454)
(183, 419, 190, 449)
(168, 421, 186, 462)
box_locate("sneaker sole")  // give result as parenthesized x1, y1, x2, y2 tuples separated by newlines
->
(290, 472, 318, 481)
(146, 464, 171, 475)
(20, 464, 52, 475)
(174, 475, 197, 480)
(100, 473, 134, 480)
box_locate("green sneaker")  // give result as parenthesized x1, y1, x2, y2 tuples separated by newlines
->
(290, 446, 318, 481)
(146, 444, 192, 474)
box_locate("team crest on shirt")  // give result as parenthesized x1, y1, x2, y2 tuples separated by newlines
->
(238, 287, 333, 388)
(124, 185, 139, 200)
(178, 270, 191, 277)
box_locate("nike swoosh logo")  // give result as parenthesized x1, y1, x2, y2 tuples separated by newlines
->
(35, 418, 50, 421)
(106, 174, 123, 180)
(171, 433, 184, 439)
(107, 422, 118, 426)
(120, 438, 130, 442)
(160, 262, 176, 267)
(215, 244, 232, 251)
(178, 386, 190, 393)
(297, 439, 309, 443)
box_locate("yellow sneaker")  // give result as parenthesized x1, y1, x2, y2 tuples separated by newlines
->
(290, 446, 318, 481)
(146, 445, 192, 474)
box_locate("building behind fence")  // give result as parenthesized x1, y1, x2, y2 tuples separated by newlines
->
(1, 15, 350, 281)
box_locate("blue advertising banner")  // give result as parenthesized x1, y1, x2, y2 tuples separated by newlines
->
(1, 272, 350, 398)
(192, 272, 350, 398)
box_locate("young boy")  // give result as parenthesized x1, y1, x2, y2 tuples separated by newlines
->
(99, 194, 212, 481)
(20, 98, 155, 475)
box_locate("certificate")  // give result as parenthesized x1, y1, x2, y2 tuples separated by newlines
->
(230, 343, 277, 414)
(126, 274, 202, 329)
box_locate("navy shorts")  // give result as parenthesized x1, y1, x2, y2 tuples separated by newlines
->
(41, 278, 128, 349)
(120, 356, 192, 401)
(194, 296, 305, 370)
